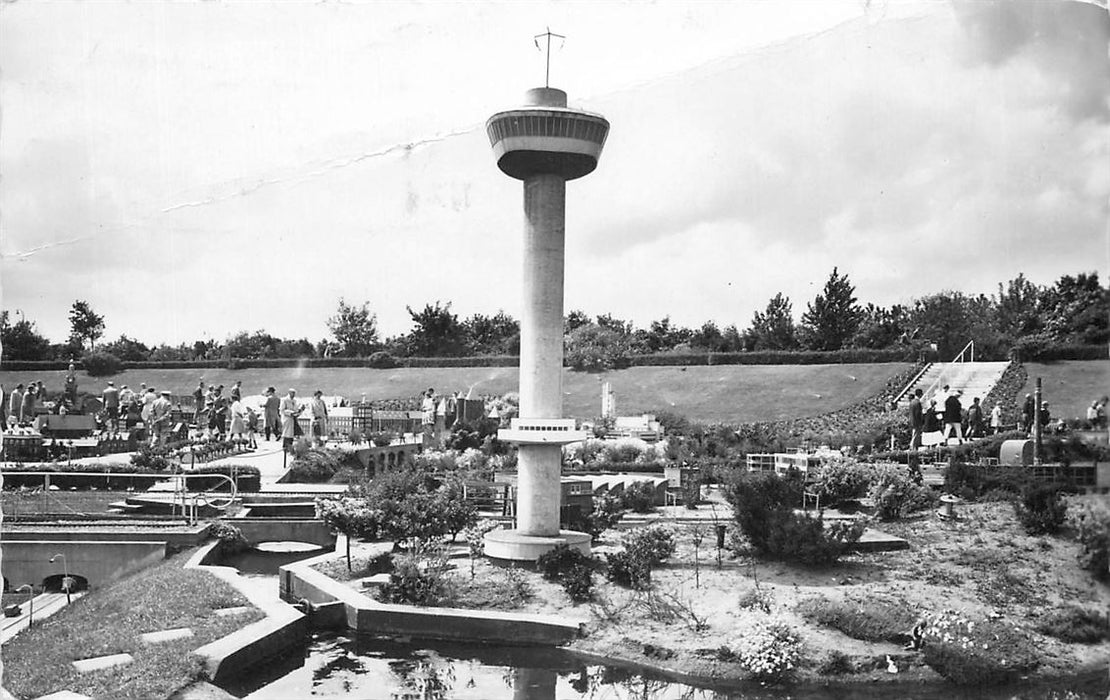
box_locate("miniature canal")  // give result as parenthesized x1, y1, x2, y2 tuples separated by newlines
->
(218, 544, 1108, 700)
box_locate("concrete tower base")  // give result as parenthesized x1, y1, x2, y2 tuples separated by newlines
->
(483, 528, 591, 562)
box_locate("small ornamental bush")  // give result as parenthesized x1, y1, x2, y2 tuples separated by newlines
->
(535, 545, 597, 603)
(795, 594, 917, 642)
(920, 609, 1039, 686)
(287, 449, 341, 483)
(1036, 606, 1109, 644)
(1014, 483, 1068, 535)
(379, 553, 452, 606)
(624, 525, 677, 565)
(209, 522, 250, 555)
(726, 610, 803, 684)
(1069, 500, 1110, 581)
(367, 351, 399, 368)
(737, 587, 775, 614)
(867, 464, 937, 520)
(620, 481, 659, 513)
(817, 650, 855, 676)
(605, 550, 652, 590)
(564, 492, 624, 540)
(814, 460, 873, 507)
(81, 350, 123, 377)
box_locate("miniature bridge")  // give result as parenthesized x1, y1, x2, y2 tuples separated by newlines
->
(221, 518, 335, 548)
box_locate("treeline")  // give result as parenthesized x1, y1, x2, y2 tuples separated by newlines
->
(1, 271, 1105, 370)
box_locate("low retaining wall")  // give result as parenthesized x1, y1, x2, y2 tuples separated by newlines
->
(186, 543, 308, 684)
(280, 539, 585, 646)
(222, 518, 336, 548)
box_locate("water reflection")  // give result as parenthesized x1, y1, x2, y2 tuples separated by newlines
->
(226, 632, 1108, 700)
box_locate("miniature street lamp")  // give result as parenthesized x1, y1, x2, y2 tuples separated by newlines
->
(49, 553, 71, 604)
(15, 584, 33, 628)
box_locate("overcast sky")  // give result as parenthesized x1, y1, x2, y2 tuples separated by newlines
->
(1, 0, 1107, 347)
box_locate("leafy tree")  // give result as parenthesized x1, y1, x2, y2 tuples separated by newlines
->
(638, 316, 692, 353)
(68, 300, 105, 351)
(747, 293, 798, 350)
(405, 301, 465, 357)
(564, 309, 591, 335)
(462, 311, 519, 355)
(595, 313, 634, 336)
(99, 334, 151, 362)
(851, 304, 908, 349)
(799, 268, 862, 351)
(908, 291, 1004, 359)
(317, 497, 381, 570)
(327, 298, 379, 357)
(564, 323, 632, 371)
(0, 311, 53, 360)
(995, 274, 1046, 342)
(688, 321, 727, 352)
(1042, 272, 1108, 345)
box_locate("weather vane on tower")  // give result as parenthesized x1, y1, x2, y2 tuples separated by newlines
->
(533, 27, 565, 88)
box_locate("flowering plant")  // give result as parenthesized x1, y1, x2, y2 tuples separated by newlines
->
(920, 608, 1039, 685)
(726, 610, 803, 683)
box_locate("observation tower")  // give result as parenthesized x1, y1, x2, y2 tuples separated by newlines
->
(483, 40, 610, 561)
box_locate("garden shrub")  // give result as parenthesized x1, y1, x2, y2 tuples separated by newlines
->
(605, 550, 652, 590)
(535, 545, 598, 603)
(1036, 606, 1109, 643)
(814, 459, 873, 507)
(920, 610, 1039, 686)
(725, 470, 863, 565)
(81, 350, 122, 377)
(795, 595, 916, 642)
(737, 586, 775, 614)
(367, 351, 399, 368)
(1014, 483, 1068, 535)
(817, 650, 855, 676)
(563, 492, 624, 541)
(681, 473, 702, 509)
(868, 464, 937, 520)
(620, 481, 658, 513)
(286, 448, 342, 483)
(130, 444, 172, 471)
(1070, 501, 1110, 581)
(369, 431, 395, 447)
(379, 553, 452, 605)
(209, 522, 250, 555)
(725, 610, 803, 684)
(624, 525, 676, 565)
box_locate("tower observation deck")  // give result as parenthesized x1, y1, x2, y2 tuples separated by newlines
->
(483, 84, 609, 561)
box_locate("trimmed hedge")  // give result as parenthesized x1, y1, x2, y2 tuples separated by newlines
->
(1018, 344, 1107, 362)
(629, 348, 921, 366)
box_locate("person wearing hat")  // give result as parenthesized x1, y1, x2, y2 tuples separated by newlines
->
(263, 387, 281, 442)
(280, 389, 304, 452)
(150, 390, 173, 447)
(1022, 393, 1036, 434)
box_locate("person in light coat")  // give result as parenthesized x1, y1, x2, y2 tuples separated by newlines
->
(280, 389, 304, 452)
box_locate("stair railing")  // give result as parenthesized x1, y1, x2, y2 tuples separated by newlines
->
(893, 362, 935, 406)
(920, 340, 976, 403)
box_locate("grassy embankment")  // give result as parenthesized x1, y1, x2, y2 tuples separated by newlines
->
(1015, 359, 1110, 421)
(2, 549, 263, 700)
(1, 363, 911, 424)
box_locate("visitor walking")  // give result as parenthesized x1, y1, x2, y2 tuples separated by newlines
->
(231, 380, 242, 403)
(263, 387, 281, 441)
(102, 381, 121, 434)
(990, 403, 1002, 434)
(20, 384, 36, 424)
(310, 390, 329, 445)
(943, 391, 964, 443)
(967, 397, 984, 438)
(908, 389, 924, 450)
(246, 406, 259, 449)
(8, 384, 22, 425)
(228, 394, 247, 443)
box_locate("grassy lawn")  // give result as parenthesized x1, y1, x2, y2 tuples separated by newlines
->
(1018, 360, 1110, 422)
(1, 363, 911, 423)
(1, 549, 264, 700)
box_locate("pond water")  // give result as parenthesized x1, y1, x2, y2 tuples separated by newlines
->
(223, 632, 1107, 700)
(215, 549, 1107, 700)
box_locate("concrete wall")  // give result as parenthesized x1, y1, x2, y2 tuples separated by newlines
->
(2, 540, 165, 590)
(224, 518, 335, 548)
(280, 545, 584, 646)
(2, 526, 210, 550)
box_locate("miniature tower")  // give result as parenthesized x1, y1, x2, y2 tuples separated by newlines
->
(482, 77, 609, 561)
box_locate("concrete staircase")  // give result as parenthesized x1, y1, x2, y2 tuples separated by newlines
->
(897, 361, 1011, 409)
